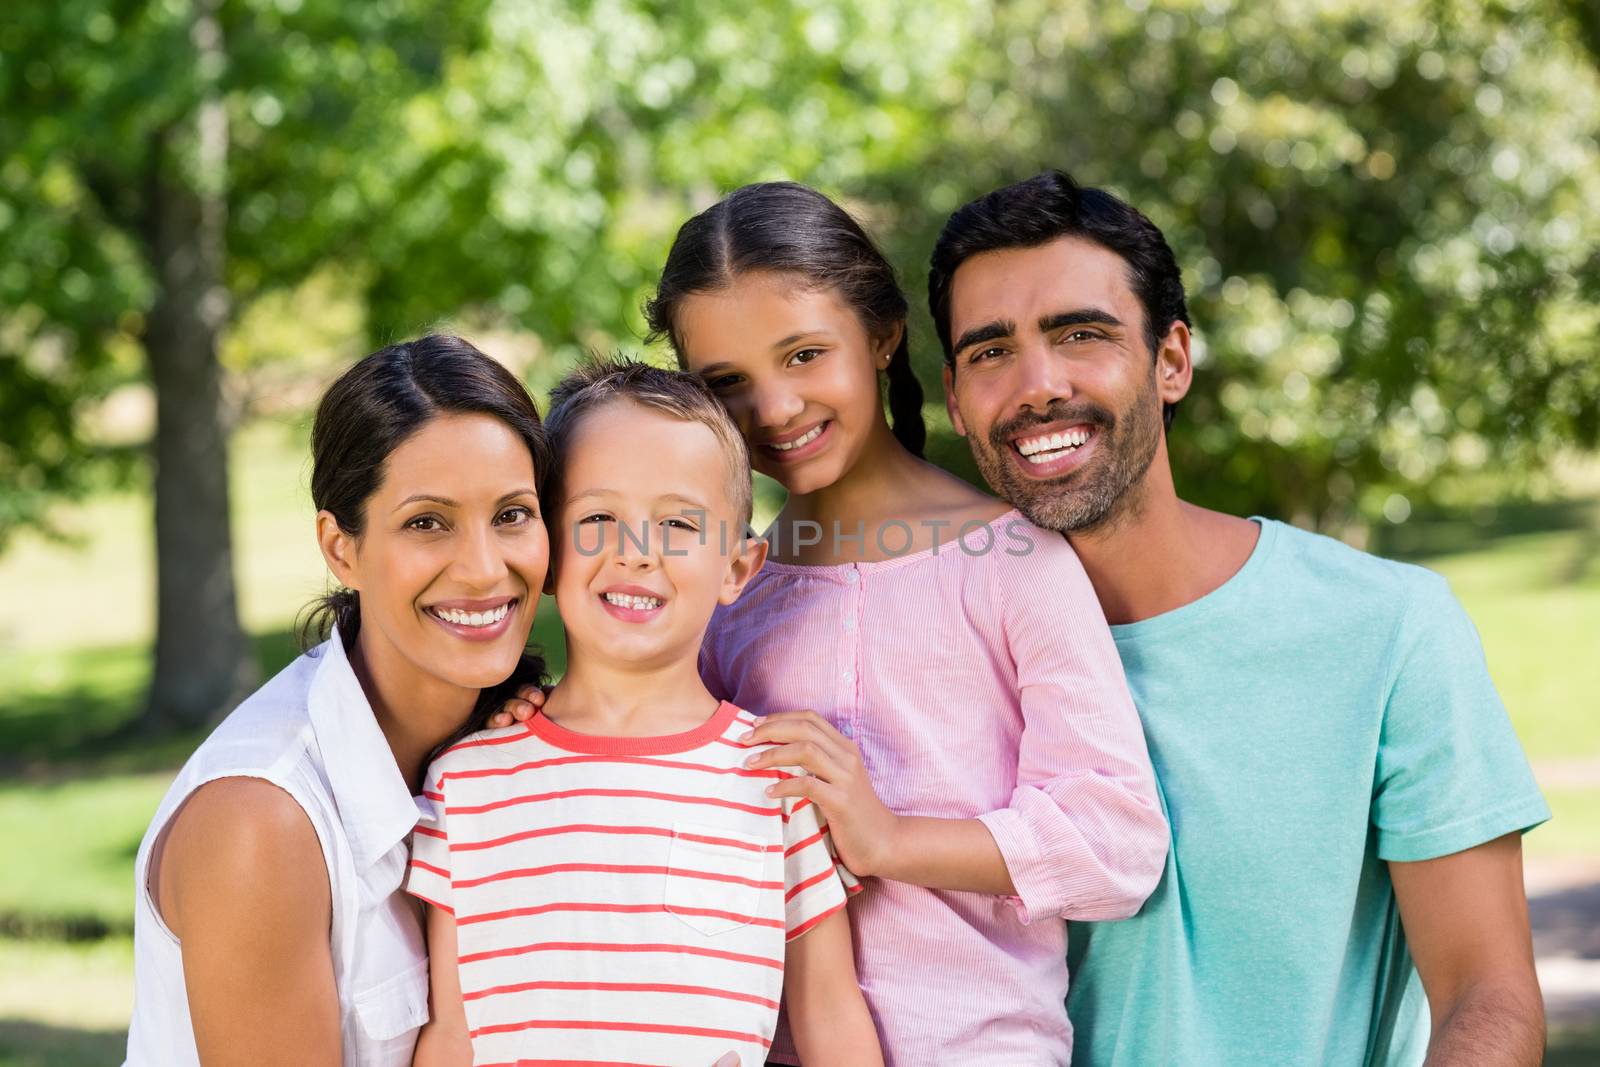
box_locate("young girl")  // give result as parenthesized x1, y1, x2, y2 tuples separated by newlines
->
(124, 335, 552, 1066)
(647, 182, 1167, 1065)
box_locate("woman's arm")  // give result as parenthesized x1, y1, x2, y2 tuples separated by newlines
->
(155, 777, 341, 1066)
(412, 904, 473, 1067)
(783, 909, 883, 1066)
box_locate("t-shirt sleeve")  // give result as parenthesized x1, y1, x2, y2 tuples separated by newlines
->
(1372, 571, 1550, 862)
(779, 786, 852, 941)
(404, 759, 455, 914)
(975, 524, 1169, 924)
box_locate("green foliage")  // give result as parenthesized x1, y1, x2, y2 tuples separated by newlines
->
(2, 0, 1597, 541)
(271, 0, 1600, 529)
(0, 0, 486, 542)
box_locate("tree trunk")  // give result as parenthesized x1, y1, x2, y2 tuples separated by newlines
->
(139, 1, 256, 732)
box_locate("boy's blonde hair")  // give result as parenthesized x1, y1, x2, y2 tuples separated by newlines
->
(544, 357, 754, 527)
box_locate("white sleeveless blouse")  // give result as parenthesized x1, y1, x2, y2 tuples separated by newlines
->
(124, 632, 430, 1065)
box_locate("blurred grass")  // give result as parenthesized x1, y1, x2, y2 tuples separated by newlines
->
(0, 424, 1595, 1061)
(1547, 1026, 1600, 1067)
(1535, 788, 1600, 862)
(0, 421, 325, 655)
(0, 776, 169, 940)
(0, 938, 133, 1067)
(1380, 496, 1600, 762)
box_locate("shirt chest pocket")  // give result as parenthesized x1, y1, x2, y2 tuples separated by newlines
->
(349, 957, 429, 1065)
(664, 822, 770, 937)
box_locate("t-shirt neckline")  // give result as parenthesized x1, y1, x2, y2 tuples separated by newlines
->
(1110, 517, 1278, 642)
(527, 699, 741, 755)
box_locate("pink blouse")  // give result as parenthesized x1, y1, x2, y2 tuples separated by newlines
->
(699, 510, 1167, 1066)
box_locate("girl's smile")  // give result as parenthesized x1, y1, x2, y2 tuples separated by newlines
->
(759, 418, 834, 464)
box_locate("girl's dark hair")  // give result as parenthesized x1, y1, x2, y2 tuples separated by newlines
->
(644, 181, 926, 456)
(298, 334, 553, 745)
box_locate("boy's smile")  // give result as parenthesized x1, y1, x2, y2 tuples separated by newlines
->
(598, 582, 666, 622)
(550, 399, 763, 673)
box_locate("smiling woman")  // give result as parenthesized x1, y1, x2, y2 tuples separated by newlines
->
(122, 335, 553, 1067)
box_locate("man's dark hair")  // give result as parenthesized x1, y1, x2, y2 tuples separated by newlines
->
(928, 170, 1190, 428)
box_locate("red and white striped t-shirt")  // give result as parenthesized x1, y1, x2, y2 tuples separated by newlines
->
(405, 700, 850, 1067)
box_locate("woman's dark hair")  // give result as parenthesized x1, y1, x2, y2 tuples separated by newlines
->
(644, 181, 926, 456)
(298, 334, 553, 744)
(928, 170, 1191, 429)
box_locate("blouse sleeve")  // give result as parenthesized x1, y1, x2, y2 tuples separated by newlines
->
(974, 522, 1168, 924)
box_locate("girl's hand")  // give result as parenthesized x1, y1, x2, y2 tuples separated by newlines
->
(741, 710, 900, 878)
(484, 683, 547, 729)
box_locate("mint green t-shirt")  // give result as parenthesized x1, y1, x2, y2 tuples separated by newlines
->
(1066, 519, 1549, 1067)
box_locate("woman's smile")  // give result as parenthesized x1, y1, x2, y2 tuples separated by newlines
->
(422, 594, 522, 642)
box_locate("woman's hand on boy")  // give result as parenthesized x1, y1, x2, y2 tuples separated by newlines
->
(740, 710, 901, 879)
(484, 683, 549, 729)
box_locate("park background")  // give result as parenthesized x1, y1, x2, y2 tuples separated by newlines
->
(2, 0, 1598, 1062)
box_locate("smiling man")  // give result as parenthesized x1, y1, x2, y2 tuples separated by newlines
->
(930, 171, 1550, 1066)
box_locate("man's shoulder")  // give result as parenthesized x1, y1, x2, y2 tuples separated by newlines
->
(1261, 518, 1450, 609)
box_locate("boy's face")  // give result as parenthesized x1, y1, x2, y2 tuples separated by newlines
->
(550, 399, 765, 673)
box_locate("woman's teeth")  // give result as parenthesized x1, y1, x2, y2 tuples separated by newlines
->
(1016, 428, 1092, 463)
(603, 592, 662, 610)
(430, 602, 512, 628)
(770, 424, 824, 451)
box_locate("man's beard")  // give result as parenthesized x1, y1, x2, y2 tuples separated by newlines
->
(969, 376, 1163, 535)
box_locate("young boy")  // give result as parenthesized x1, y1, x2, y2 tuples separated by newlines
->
(406, 360, 882, 1067)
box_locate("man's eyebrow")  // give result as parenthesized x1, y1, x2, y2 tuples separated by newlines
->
(952, 319, 1016, 356)
(1039, 308, 1124, 333)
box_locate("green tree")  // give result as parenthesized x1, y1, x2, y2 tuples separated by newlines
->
(0, 0, 487, 729)
(363, 0, 1600, 533)
(3, 0, 1595, 734)
(872, 0, 1600, 531)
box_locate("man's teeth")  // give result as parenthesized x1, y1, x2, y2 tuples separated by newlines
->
(1016, 428, 1092, 462)
(431, 602, 512, 627)
(603, 592, 663, 611)
(770, 424, 824, 451)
